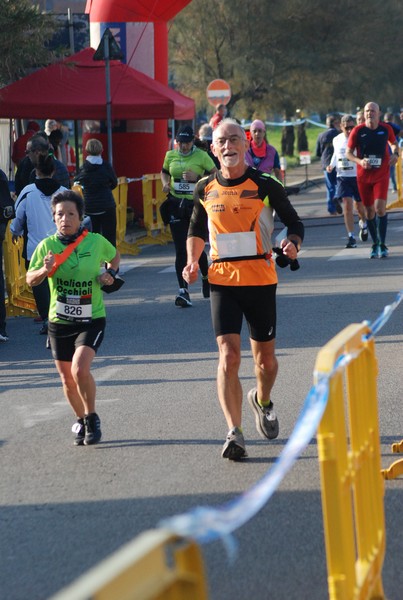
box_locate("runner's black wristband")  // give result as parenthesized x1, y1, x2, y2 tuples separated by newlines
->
(106, 268, 117, 278)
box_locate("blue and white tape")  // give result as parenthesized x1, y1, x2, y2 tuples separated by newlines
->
(160, 290, 403, 551)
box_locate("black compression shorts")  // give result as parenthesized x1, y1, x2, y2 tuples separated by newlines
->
(48, 318, 106, 362)
(210, 284, 277, 342)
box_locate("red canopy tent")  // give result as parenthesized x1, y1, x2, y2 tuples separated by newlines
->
(0, 47, 195, 213)
(0, 47, 195, 121)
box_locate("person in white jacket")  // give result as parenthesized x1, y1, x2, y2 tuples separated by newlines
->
(327, 114, 368, 248)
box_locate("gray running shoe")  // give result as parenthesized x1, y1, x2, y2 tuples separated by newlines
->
(247, 388, 279, 440)
(221, 427, 247, 460)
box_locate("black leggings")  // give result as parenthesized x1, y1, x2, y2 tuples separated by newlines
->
(26, 259, 50, 320)
(169, 218, 208, 288)
(88, 207, 117, 247)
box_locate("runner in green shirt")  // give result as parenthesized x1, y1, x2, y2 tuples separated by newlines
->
(27, 190, 120, 447)
(160, 125, 216, 307)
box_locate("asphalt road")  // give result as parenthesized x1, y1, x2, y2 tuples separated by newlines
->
(1, 194, 403, 599)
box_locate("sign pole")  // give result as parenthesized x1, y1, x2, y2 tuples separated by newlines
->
(104, 34, 113, 165)
(93, 29, 123, 167)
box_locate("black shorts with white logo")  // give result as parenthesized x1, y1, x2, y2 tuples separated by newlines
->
(48, 318, 106, 362)
(210, 284, 277, 342)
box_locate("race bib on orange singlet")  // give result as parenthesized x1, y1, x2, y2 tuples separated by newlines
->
(216, 232, 257, 258)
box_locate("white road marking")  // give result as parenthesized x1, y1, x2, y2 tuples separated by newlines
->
(159, 266, 176, 273)
(329, 248, 369, 260)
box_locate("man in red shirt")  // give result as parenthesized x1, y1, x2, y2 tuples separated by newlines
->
(346, 102, 398, 258)
(209, 104, 227, 129)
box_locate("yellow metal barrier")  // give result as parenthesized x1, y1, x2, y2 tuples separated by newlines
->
(49, 529, 208, 600)
(141, 174, 172, 245)
(73, 180, 140, 255)
(3, 226, 37, 317)
(381, 438, 403, 480)
(314, 323, 385, 600)
(112, 176, 141, 256)
(386, 155, 403, 210)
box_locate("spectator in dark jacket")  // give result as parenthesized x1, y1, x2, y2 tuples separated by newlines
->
(14, 132, 70, 195)
(316, 114, 341, 215)
(74, 138, 118, 246)
(12, 120, 40, 167)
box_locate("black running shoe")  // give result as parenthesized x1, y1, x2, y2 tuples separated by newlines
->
(359, 220, 368, 242)
(84, 413, 102, 445)
(345, 236, 357, 249)
(333, 198, 343, 215)
(39, 319, 48, 335)
(72, 418, 85, 446)
(175, 288, 192, 307)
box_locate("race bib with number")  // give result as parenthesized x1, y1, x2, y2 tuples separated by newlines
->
(338, 157, 354, 171)
(216, 231, 257, 258)
(55, 294, 92, 322)
(173, 179, 196, 195)
(367, 155, 382, 167)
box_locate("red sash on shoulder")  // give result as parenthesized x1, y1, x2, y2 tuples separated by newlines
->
(47, 229, 89, 278)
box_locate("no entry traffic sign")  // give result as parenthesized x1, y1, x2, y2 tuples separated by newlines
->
(206, 79, 231, 107)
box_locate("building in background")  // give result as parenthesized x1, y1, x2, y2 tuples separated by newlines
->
(34, 1, 86, 12)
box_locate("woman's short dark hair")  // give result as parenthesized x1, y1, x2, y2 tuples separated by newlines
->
(51, 190, 85, 220)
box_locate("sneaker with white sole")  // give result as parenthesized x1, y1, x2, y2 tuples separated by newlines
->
(72, 418, 85, 446)
(0, 329, 9, 342)
(247, 388, 279, 440)
(345, 236, 357, 248)
(175, 288, 192, 308)
(359, 220, 368, 242)
(221, 427, 247, 460)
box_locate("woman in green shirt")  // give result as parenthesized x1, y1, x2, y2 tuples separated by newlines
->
(27, 190, 120, 447)
(160, 125, 216, 307)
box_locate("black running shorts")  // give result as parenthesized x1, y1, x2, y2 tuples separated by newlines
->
(210, 284, 277, 342)
(48, 318, 106, 362)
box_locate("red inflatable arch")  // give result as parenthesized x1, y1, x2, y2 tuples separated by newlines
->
(85, 0, 193, 216)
